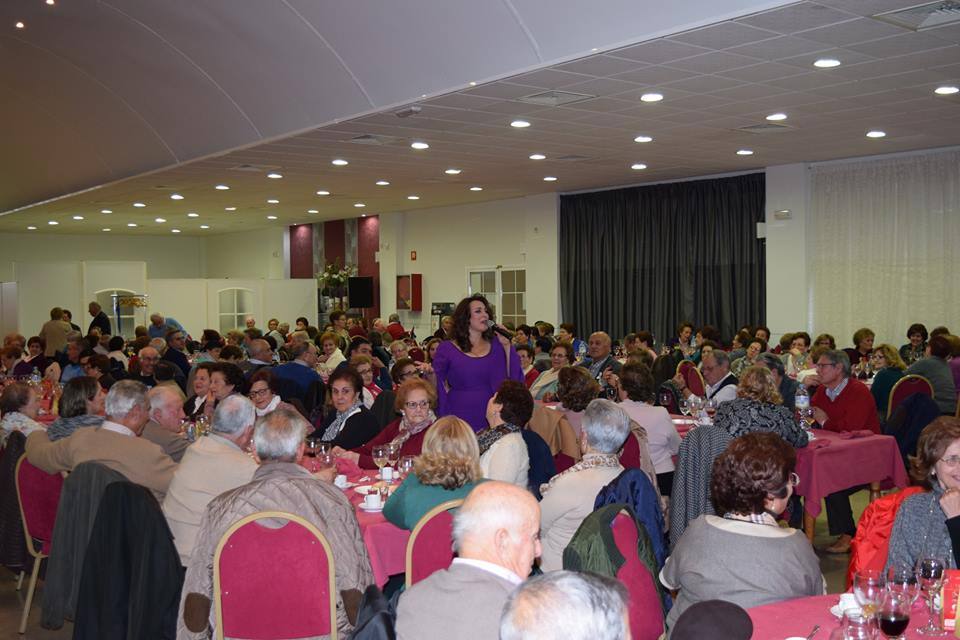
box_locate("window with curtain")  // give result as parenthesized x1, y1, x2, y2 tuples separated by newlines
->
(218, 288, 254, 334)
(809, 149, 960, 346)
(467, 267, 527, 327)
(559, 173, 766, 345)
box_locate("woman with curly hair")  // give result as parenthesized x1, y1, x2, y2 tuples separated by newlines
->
(555, 366, 600, 437)
(869, 343, 906, 417)
(712, 366, 808, 448)
(662, 432, 823, 629)
(383, 416, 483, 530)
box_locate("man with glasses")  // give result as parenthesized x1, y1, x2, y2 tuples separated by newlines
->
(809, 349, 880, 554)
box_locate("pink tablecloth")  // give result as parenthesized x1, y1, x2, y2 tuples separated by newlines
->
(795, 430, 909, 518)
(749, 594, 931, 639)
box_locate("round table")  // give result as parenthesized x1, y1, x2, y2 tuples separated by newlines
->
(749, 594, 933, 639)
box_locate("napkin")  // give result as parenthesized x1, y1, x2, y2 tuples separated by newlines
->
(837, 430, 874, 439)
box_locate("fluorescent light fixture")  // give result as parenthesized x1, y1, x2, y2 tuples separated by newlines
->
(266, 215, 278, 220)
(354, 203, 366, 208)
(187, 212, 199, 218)
(72, 215, 84, 220)
(215, 184, 230, 190)
(100, 209, 112, 214)
(316, 190, 330, 196)
(444, 168, 461, 175)
(543, 176, 558, 182)
(155, 218, 166, 223)
(407, 195, 420, 200)
(935, 86, 959, 95)
(133, 202, 146, 208)
(376, 180, 390, 186)
(266, 172, 283, 179)
(469, 186, 483, 191)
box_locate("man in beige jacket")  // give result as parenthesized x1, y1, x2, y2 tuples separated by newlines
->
(39, 306, 71, 357)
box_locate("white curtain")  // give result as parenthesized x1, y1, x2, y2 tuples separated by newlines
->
(809, 149, 960, 348)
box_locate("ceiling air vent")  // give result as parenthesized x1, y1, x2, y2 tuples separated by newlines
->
(347, 134, 402, 146)
(874, 1, 960, 30)
(517, 90, 596, 107)
(736, 123, 793, 134)
(228, 163, 281, 172)
(555, 154, 591, 162)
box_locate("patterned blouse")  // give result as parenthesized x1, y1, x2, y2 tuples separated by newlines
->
(712, 397, 809, 448)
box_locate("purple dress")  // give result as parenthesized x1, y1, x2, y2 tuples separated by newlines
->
(433, 339, 523, 431)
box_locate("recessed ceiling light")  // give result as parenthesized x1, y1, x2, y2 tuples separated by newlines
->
(765, 113, 788, 121)
(640, 93, 663, 103)
(15, 21, 24, 29)
(469, 186, 483, 191)
(633, 135, 653, 143)
(543, 176, 558, 182)
(510, 120, 531, 128)
(100, 209, 112, 214)
(354, 203, 366, 208)
(48, 221, 58, 226)
(155, 218, 166, 223)
(469, 81, 476, 86)
(866, 130, 886, 138)
(127, 223, 137, 227)
(101, 228, 110, 232)
(266, 172, 283, 179)
(307, 209, 319, 214)
(45, 0, 54, 5)
(170, 193, 184, 200)
(316, 190, 330, 196)
(187, 212, 199, 218)
(813, 58, 841, 68)
(215, 184, 230, 190)
(267, 198, 279, 204)
(407, 195, 420, 200)
(171, 229, 181, 234)
(631, 163, 647, 170)
(737, 149, 754, 156)
(224, 207, 236, 211)
(266, 215, 278, 220)
(133, 202, 146, 208)
(200, 225, 210, 229)
(376, 180, 390, 186)
(935, 86, 959, 96)
(72, 215, 84, 220)
(444, 168, 461, 175)
(529, 153, 546, 160)
(26, 226, 36, 230)
(410, 141, 430, 150)
(361, 214, 367, 218)
(331, 159, 348, 166)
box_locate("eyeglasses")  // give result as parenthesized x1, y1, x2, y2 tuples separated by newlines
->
(815, 361, 838, 369)
(940, 456, 960, 468)
(356, 368, 373, 376)
(399, 370, 420, 379)
(248, 388, 271, 398)
(404, 400, 430, 410)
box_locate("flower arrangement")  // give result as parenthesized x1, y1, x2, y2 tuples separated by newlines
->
(316, 260, 357, 297)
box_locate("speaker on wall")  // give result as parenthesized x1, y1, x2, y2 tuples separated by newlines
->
(348, 276, 375, 309)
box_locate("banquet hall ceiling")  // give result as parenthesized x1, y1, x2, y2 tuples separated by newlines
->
(2, 0, 959, 235)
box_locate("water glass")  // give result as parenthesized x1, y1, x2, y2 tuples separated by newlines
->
(887, 565, 921, 604)
(877, 591, 910, 639)
(399, 455, 416, 477)
(843, 608, 877, 640)
(854, 569, 884, 617)
(679, 398, 690, 416)
(316, 441, 331, 456)
(315, 452, 335, 471)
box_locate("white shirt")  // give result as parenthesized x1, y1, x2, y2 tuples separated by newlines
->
(619, 399, 681, 473)
(101, 420, 136, 438)
(452, 558, 523, 585)
(706, 373, 738, 403)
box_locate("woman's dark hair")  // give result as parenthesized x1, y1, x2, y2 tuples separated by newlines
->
(60, 376, 100, 418)
(625, 349, 654, 370)
(778, 333, 795, 351)
(451, 294, 495, 352)
(515, 344, 534, 358)
(907, 323, 929, 341)
(248, 368, 281, 395)
(754, 325, 771, 339)
(791, 331, 811, 347)
(931, 326, 951, 339)
(651, 354, 678, 389)
(27, 336, 45, 351)
(929, 335, 951, 359)
(556, 367, 600, 412)
(677, 322, 694, 336)
(328, 366, 363, 395)
(296, 316, 309, 327)
(733, 330, 753, 348)
(494, 380, 534, 426)
(699, 325, 721, 344)
(635, 331, 654, 347)
(107, 336, 125, 352)
(155, 361, 178, 382)
(87, 354, 111, 375)
(535, 336, 553, 353)
(559, 322, 577, 337)
(390, 358, 416, 384)
(911, 417, 960, 488)
(0, 382, 32, 415)
(550, 341, 575, 364)
(211, 362, 245, 392)
(619, 362, 655, 403)
(219, 345, 244, 361)
(852, 327, 875, 348)
(814, 333, 836, 350)
(711, 432, 795, 516)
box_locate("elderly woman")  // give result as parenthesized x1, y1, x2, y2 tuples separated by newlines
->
(529, 342, 574, 401)
(13, 336, 60, 380)
(247, 369, 298, 418)
(887, 417, 960, 572)
(517, 345, 539, 388)
(555, 366, 600, 436)
(383, 416, 483, 530)
(713, 366, 808, 448)
(662, 432, 823, 628)
(201, 362, 245, 419)
(0, 382, 45, 444)
(335, 378, 437, 469)
(869, 343, 906, 417)
(317, 331, 346, 378)
(184, 362, 215, 419)
(900, 323, 929, 366)
(783, 332, 812, 378)
(539, 399, 630, 571)
(844, 327, 876, 369)
(730, 339, 765, 378)
(476, 380, 533, 488)
(46, 376, 105, 440)
(314, 367, 380, 449)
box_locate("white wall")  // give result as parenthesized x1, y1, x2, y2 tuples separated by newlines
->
(204, 228, 285, 279)
(764, 163, 810, 342)
(146, 279, 208, 338)
(377, 193, 559, 338)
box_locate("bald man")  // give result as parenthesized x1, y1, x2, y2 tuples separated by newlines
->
(396, 481, 541, 640)
(142, 385, 190, 462)
(134, 346, 161, 388)
(582, 331, 622, 390)
(239, 338, 274, 378)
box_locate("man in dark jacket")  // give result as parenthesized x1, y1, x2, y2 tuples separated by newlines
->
(87, 302, 111, 337)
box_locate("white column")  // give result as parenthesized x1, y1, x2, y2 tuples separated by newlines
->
(764, 163, 811, 342)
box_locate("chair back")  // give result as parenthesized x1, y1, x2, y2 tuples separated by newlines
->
(610, 513, 666, 640)
(214, 511, 338, 640)
(405, 499, 463, 588)
(15, 455, 63, 557)
(887, 374, 934, 419)
(676, 360, 705, 397)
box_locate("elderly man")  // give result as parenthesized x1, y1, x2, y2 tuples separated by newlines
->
(25, 380, 178, 500)
(162, 328, 191, 378)
(148, 313, 187, 340)
(396, 481, 541, 640)
(134, 346, 160, 387)
(162, 395, 259, 566)
(388, 339, 409, 367)
(757, 352, 799, 411)
(142, 385, 190, 462)
(87, 301, 111, 336)
(809, 349, 880, 553)
(674, 350, 739, 404)
(272, 341, 320, 399)
(39, 306, 71, 357)
(239, 338, 273, 378)
(386, 313, 406, 340)
(500, 571, 629, 640)
(178, 407, 373, 638)
(59, 341, 85, 383)
(539, 399, 629, 571)
(580, 332, 622, 390)
(244, 316, 256, 330)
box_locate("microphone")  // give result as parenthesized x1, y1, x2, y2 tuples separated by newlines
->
(485, 319, 514, 341)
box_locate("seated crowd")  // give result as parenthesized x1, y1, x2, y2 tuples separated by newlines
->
(2, 303, 959, 638)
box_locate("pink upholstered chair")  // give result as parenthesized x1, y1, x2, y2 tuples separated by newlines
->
(214, 511, 338, 640)
(404, 499, 463, 588)
(676, 360, 705, 397)
(15, 455, 64, 634)
(610, 512, 665, 640)
(887, 374, 934, 420)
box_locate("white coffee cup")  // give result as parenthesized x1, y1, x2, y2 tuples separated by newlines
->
(381, 466, 394, 482)
(334, 474, 348, 488)
(364, 492, 382, 509)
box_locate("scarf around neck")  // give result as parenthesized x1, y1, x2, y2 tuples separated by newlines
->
(390, 410, 437, 450)
(255, 394, 282, 417)
(477, 421, 521, 455)
(539, 452, 621, 495)
(321, 400, 362, 441)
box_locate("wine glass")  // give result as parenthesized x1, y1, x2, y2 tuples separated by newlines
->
(704, 398, 718, 420)
(316, 441, 331, 456)
(386, 443, 400, 472)
(688, 395, 704, 421)
(854, 569, 884, 617)
(371, 445, 388, 477)
(399, 455, 416, 478)
(679, 398, 690, 417)
(887, 564, 921, 604)
(917, 556, 947, 636)
(315, 453, 335, 472)
(304, 438, 318, 458)
(877, 591, 911, 639)
(843, 608, 877, 640)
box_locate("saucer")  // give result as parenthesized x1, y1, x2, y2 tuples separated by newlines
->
(359, 503, 383, 513)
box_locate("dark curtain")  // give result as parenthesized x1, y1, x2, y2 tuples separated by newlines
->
(559, 173, 765, 345)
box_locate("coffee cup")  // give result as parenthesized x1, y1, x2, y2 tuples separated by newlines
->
(381, 466, 394, 482)
(334, 474, 348, 489)
(364, 492, 382, 509)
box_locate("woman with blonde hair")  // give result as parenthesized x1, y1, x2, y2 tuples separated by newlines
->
(869, 343, 906, 417)
(383, 415, 483, 530)
(712, 366, 808, 447)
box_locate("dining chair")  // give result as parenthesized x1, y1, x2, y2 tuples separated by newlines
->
(886, 374, 934, 420)
(404, 499, 463, 588)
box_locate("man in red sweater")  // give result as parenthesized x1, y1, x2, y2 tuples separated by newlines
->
(810, 349, 881, 554)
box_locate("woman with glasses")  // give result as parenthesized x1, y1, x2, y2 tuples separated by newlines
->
(869, 344, 906, 418)
(662, 432, 823, 630)
(529, 342, 574, 401)
(390, 357, 421, 389)
(247, 369, 299, 418)
(333, 378, 437, 469)
(350, 354, 382, 409)
(887, 417, 960, 572)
